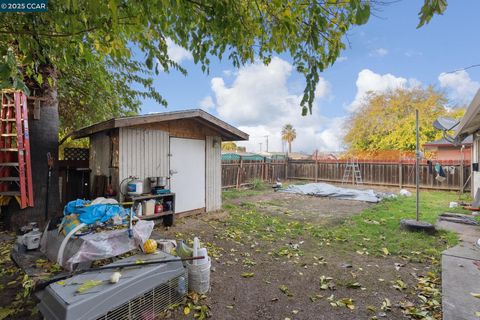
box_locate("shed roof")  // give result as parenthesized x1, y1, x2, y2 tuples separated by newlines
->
(71, 109, 248, 141)
(455, 89, 480, 140)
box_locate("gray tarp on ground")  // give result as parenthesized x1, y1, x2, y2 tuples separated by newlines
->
(281, 182, 381, 203)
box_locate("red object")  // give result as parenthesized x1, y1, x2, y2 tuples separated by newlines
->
(0, 91, 34, 208)
(154, 202, 163, 214)
(463, 206, 480, 211)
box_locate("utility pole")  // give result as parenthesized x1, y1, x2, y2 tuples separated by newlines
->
(264, 135, 269, 152)
(415, 109, 419, 221)
(259, 142, 263, 153)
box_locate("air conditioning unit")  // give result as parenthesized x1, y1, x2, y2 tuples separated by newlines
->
(37, 253, 187, 320)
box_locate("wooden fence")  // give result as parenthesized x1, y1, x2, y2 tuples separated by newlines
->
(222, 158, 471, 192)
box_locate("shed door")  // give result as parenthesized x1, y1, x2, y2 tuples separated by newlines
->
(170, 138, 205, 213)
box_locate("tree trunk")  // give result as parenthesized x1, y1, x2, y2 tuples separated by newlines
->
(5, 67, 60, 229)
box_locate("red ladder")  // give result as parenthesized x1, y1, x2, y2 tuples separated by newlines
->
(0, 91, 34, 208)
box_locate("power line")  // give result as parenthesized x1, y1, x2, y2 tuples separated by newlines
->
(445, 64, 480, 74)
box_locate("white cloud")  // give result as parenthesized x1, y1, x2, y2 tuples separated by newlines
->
(438, 70, 480, 104)
(404, 50, 423, 58)
(166, 38, 192, 64)
(347, 69, 421, 112)
(208, 57, 343, 153)
(199, 96, 215, 111)
(369, 48, 388, 57)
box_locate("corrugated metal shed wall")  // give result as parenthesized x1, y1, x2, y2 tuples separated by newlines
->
(206, 136, 222, 211)
(89, 132, 111, 185)
(119, 128, 169, 196)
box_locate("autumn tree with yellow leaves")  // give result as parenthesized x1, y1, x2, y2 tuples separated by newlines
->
(344, 87, 465, 152)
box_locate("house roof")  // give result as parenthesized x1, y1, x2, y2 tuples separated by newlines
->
(71, 109, 249, 141)
(455, 89, 480, 140)
(424, 136, 473, 147)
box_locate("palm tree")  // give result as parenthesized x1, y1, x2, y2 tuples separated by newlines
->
(281, 124, 296, 153)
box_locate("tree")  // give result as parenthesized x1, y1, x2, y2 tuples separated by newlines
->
(0, 1, 448, 225)
(221, 142, 238, 151)
(0, 1, 379, 117)
(282, 124, 297, 153)
(343, 87, 465, 152)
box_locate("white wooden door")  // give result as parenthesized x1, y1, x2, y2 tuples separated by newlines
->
(170, 138, 205, 213)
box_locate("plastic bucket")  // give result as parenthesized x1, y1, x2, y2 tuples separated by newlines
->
(186, 258, 211, 294)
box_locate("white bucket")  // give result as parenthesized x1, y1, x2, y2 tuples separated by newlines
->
(186, 258, 211, 294)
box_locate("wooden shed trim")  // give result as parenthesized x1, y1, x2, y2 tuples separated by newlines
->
(71, 109, 248, 141)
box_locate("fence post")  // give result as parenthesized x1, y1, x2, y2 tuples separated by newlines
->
(236, 156, 243, 189)
(285, 157, 289, 180)
(398, 162, 403, 188)
(460, 162, 465, 193)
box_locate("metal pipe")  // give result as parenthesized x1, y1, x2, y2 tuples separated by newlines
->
(36, 255, 205, 291)
(416, 109, 420, 221)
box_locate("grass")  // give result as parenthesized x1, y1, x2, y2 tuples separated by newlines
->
(221, 181, 269, 201)
(316, 191, 463, 260)
(222, 190, 464, 261)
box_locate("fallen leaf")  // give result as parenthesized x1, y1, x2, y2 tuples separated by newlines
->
(241, 272, 254, 278)
(382, 248, 390, 255)
(279, 285, 293, 296)
(346, 282, 362, 289)
(367, 305, 376, 312)
(471, 293, 480, 299)
(76, 280, 103, 293)
(381, 298, 391, 311)
(292, 310, 299, 314)
(183, 306, 191, 315)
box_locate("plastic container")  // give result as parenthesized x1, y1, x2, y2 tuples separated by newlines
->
(196, 247, 209, 265)
(155, 201, 163, 214)
(186, 257, 211, 294)
(127, 178, 144, 196)
(143, 200, 155, 216)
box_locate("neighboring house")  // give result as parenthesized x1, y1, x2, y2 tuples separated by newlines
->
(454, 90, 480, 196)
(311, 151, 339, 161)
(287, 152, 311, 160)
(423, 136, 472, 161)
(71, 109, 248, 214)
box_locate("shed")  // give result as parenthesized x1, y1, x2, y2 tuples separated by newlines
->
(454, 89, 480, 196)
(71, 109, 248, 214)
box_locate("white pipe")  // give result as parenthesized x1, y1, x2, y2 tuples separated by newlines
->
(57, 223, 87, 267)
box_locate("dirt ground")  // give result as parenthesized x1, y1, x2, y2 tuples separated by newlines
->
(0, 184, 440, 319)
(156, 187, 435, 320)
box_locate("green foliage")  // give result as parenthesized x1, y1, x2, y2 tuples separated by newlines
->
(418, 0, 448, 28)
(0, 0, 376, 119)
(344, 87, 465, 152)
(250, 178, 266, 190)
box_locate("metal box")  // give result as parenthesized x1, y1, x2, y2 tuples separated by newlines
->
(37, 252, 187, 320)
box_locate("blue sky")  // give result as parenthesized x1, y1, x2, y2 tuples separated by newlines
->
(139, 1, 480, 153)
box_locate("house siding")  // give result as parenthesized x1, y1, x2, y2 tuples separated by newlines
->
(473, 137, 480, 197)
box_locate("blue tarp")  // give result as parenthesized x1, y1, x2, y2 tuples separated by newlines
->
(63, 199, 128, 225)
